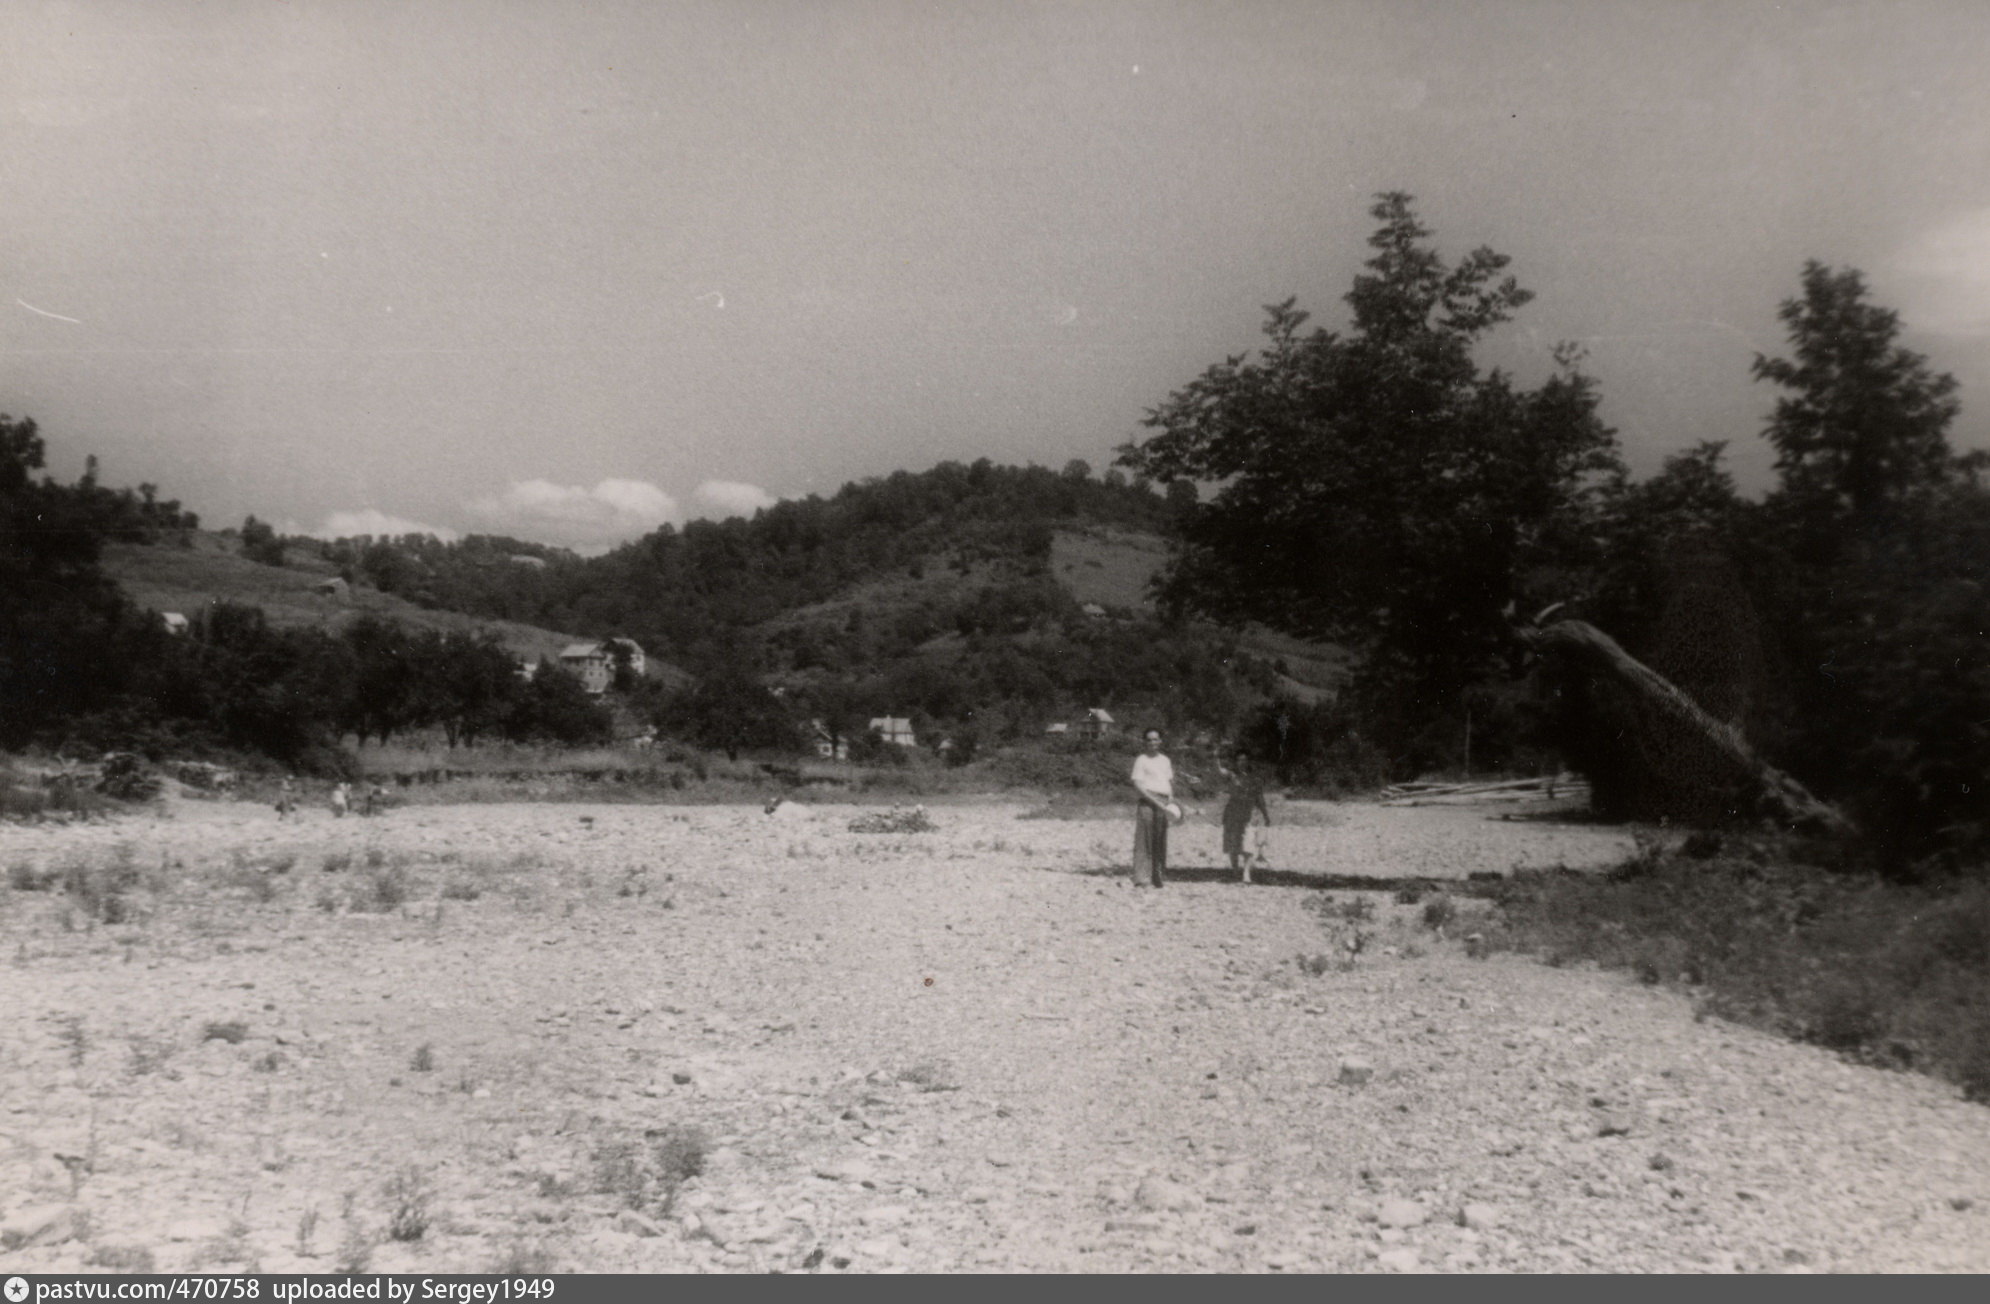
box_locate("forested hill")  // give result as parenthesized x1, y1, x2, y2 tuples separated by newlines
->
(335, 460, 1183, 669)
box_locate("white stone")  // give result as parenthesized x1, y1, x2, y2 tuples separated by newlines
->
(1134, 1177, 1199, 1213)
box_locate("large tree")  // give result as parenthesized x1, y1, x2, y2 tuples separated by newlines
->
(1753, 261, 1968, 542)
(1750, 263, 1990, 863)
(1118, 193, 1621, 751)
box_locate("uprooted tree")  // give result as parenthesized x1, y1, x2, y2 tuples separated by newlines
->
(1525, 618, 1851, 836)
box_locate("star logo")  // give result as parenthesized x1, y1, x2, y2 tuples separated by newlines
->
(4, 1276, 30, 1303)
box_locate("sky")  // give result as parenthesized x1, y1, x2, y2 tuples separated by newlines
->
(4, 0, 1990, 552)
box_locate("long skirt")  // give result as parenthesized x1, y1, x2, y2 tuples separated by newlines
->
(1222, 798, 1256, 857)
(1132, 802, 1168, 887)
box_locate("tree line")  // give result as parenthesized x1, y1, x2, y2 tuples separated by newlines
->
(0, 417, 612, 770)
(1120, 193, 1990, 870)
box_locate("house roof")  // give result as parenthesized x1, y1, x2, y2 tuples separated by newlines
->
(869, 717, 914, 732)
(1084, 707, 1115, 723)
(559, 642, 607, 660)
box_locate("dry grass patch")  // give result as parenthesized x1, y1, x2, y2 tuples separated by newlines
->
(1490, 847, 1990, 1100)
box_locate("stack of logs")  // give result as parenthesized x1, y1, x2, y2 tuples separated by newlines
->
(1379, 774, 1593, 807)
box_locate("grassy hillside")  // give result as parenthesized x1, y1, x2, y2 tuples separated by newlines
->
(101, 532, 652, 675)
(1050, 526, 1167, 613)
(96, 465, 1350, 751)
(1050, 526, 1349, 703)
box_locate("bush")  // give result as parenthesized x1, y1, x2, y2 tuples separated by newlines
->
(353, 862, 413, 913)
(592, 1124, 708, 1214)
(847, 805, 936, 834)
(383, 1166, 432, 1242)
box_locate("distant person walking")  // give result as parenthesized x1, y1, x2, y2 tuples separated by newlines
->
(1218, 750, 1272, 883)
(274, 777, 296, 821)
(330, 781, 350, 818)
(1130, 728, 1180, 888)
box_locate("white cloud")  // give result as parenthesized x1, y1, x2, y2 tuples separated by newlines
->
(692, 479, 778, 519)
(312, 508, 459, 541)
(1884, 208, 1990, 336)
(467, 477, 681, 552)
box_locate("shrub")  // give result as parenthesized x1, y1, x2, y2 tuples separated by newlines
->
(384, 1166, 432, 1242)
(87, 1244, 156, 1273)
(57, 846, 142, 922)
(488, 1241, 559, 1275)
(353, 863, 412, 913)
(592, 1124, 709, 1214)
(847, 805, 937, 834)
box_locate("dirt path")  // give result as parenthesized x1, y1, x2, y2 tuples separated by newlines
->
(2, 801, 1984, 1273)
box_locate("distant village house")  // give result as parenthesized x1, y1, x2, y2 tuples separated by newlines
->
(312, 577, 349, 599)
(1044, 707, 1115, 740)
(810, 720, 849, 761)
(868, 716, 917, 747)
(558, 638, 646, 695)
(159, 612, 189, 636)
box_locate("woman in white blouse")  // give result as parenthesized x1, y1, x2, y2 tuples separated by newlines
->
(1129, 727, 1180, 887)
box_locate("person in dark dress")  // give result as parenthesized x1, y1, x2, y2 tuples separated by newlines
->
(1219, 750, 1271, 882)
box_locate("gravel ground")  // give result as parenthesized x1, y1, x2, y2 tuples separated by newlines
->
(1, 798, 1984, 1274)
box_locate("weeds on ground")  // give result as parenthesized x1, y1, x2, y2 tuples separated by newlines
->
(127, 1035, 176, 1076)
(222, 854, 284, 903)
(410, 1043, 435, 1073)
(591, 1124, 709, 1214)
(9, 860, 56, 891)
(1421, 893, 1457, 931)
(1490, 847, 1990, 1100)
(333, 1221, 374, 1274)
(487, 1240, 559, 1275)
(896, 1062, 959, 1092)
(352, 862, 413, 913)
(384, 1165, 433, 1242)
(87, 1244, 156, 1273)
(847, 805, 937, 834)
(295, 1208, 319, 1258)
(43, 846, 145, 923)
(54, 1014, 88, 1066)
(202, 1020, 249, 1045)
